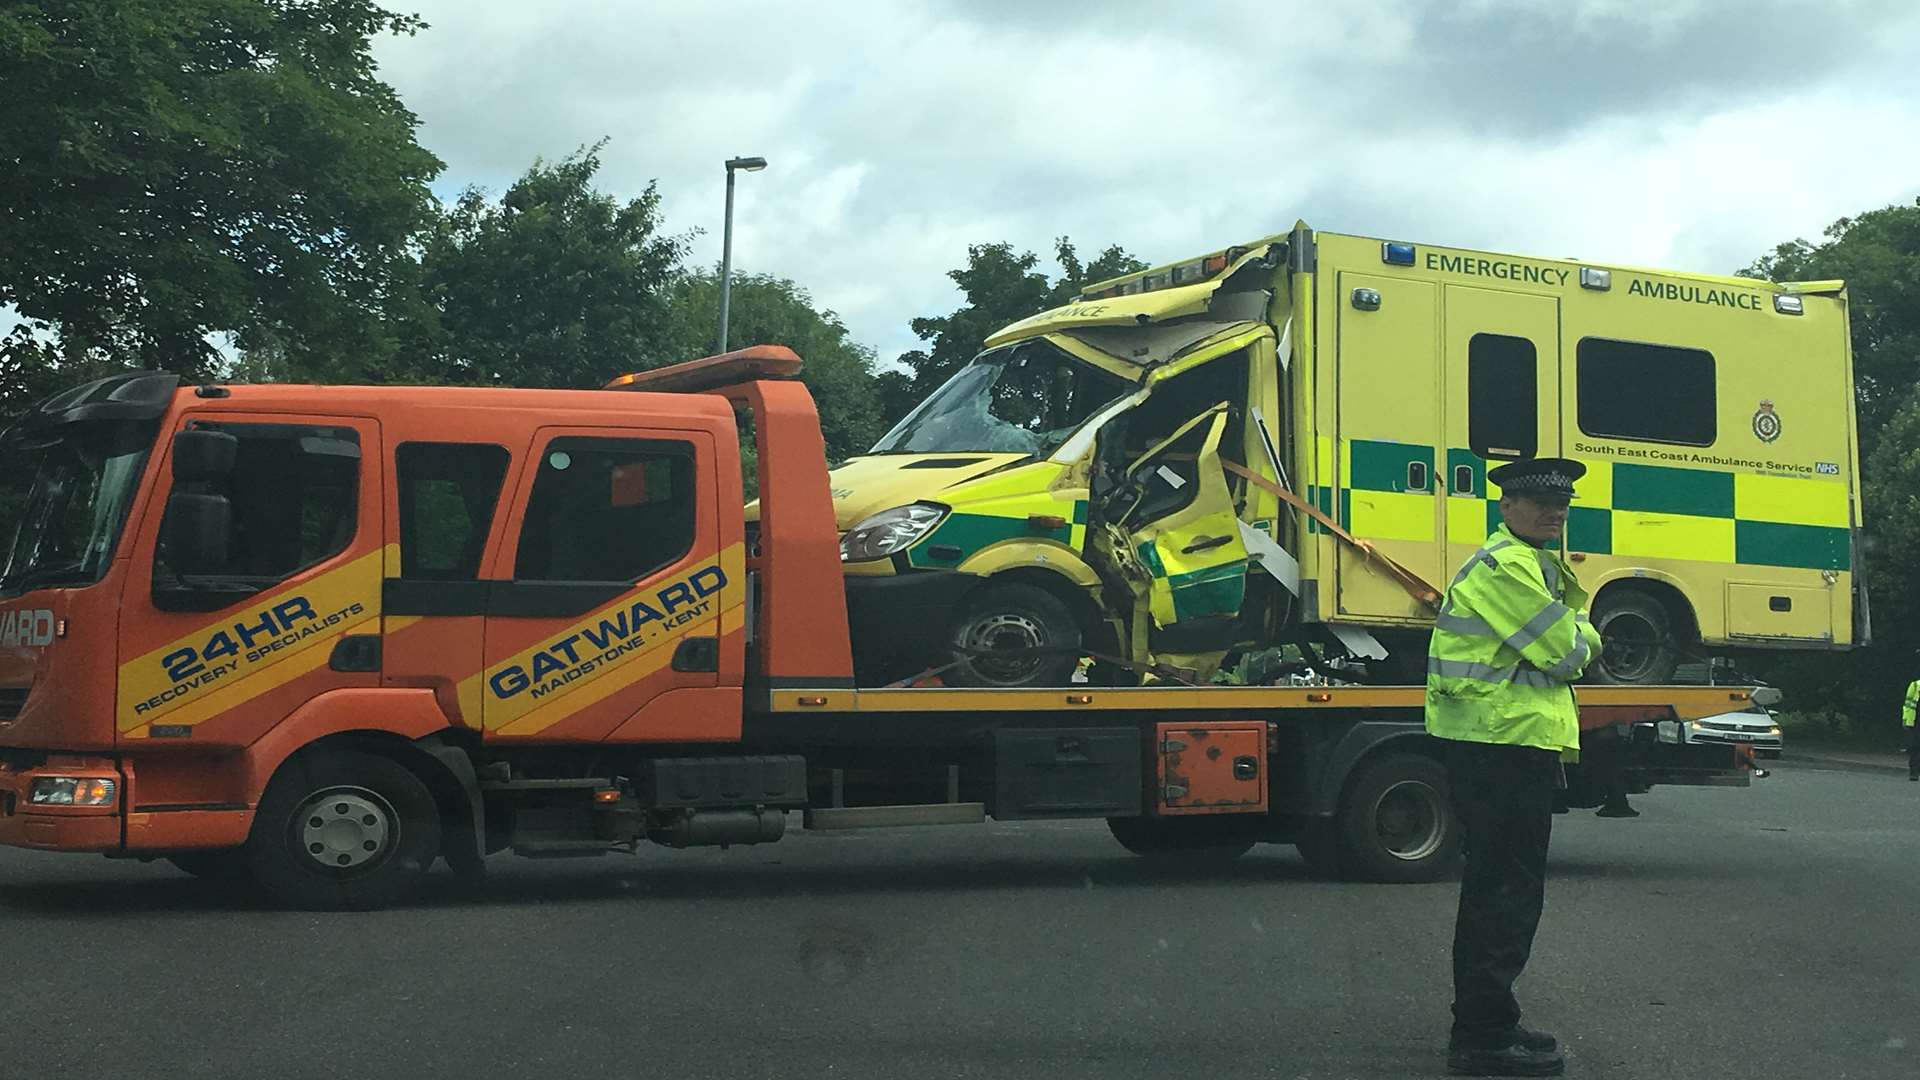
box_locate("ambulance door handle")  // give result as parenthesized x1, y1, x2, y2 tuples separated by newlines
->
(1408, 461, 1429, 492)
(1455, 465, 1475, 495)
(1183, 535, 1233, 554)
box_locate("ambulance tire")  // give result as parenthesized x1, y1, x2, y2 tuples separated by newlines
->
(1106, 816, 1256, 863)
(1333, 754, 1459, 884)
(245, 749, 442, 911)
(944, 582, 1082, 688)
(167, 851, 250, 882)
(1589, 590, 1679, 685)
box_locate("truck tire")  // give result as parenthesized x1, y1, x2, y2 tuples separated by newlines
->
(945, 582, 1082, 688)
(1333, 754, 1458, 883)
(1106, 816, 1256, 863)
(167, 851, 250, 881)
(1590, 590, 1679, 685)
(244, 749, 442, 911)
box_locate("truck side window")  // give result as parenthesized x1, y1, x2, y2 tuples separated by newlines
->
(156, 423, 360, 583)
(396, 443, 510, 580)
(514, 438, 696, 583)
(1578, 338, 1717, 446)
(1468, 333, 1538, 459)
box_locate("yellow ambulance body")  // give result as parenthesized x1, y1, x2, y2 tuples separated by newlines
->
(833, 223, 1862, 687)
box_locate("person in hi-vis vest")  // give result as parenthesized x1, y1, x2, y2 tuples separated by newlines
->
(1426, 457, 1601, 1078)
(1903, 677, 1918, 782)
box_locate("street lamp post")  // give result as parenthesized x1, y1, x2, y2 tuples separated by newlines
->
(717, 155, 768, 354)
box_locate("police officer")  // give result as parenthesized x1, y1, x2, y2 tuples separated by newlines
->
(1903, 675, 1918, 782)
(1427, 458, 1603, 1077)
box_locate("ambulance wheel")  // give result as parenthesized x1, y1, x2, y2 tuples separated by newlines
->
(1590, 590, 1679, 685)
(1334, 754, 1459, 883)
(944, 582, 1082, 688)
(1106, 817, 1256, 862)
(167, 851, 250, 881)
(245, 749, 441, 911)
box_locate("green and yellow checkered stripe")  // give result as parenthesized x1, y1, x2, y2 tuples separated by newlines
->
(1308, 439, 1851, 571)
(905, 498, 1090, 569)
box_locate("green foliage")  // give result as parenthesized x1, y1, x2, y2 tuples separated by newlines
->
(650, 270, 886, 464)
(891, 238, 1147, 420)
(1743, 197, 1920, 732)
(412, 142, 686, 389)
(0, 0, 442, 378)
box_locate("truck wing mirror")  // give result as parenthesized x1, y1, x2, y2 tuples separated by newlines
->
(171, 429, 238, 482)
(160, 492, 232, 575)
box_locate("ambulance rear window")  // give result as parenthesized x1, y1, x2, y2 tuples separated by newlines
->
(1576, 338, 1717, 446)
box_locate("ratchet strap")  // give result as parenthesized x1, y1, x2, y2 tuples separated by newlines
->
(1224, 460, 1442, 610)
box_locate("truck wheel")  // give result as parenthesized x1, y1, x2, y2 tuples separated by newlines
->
(167, 851, 250, 881)
(945, 582, 1082, 688)
(244, 749, 442, 911)
(1334, 754, 1458, 883)
(1590, 591, 1679, 685)
(1106, 816, 1256, 863)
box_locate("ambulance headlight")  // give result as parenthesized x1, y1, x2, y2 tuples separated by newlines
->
(30, 777, 118, 807)
(840, 504, 949, 562)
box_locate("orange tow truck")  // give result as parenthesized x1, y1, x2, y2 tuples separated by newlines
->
(0, 349, 1762, 908)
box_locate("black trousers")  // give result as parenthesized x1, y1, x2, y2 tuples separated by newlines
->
(1908, 726, 1919, 777)
(1444, 740, 1559, 1046)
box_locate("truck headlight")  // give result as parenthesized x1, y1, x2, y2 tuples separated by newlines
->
(1656, 721, 1684, 745)
(840, 504, 948, 562)
(30, 777, 118, 807)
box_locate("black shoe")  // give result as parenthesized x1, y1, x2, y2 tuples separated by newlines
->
(1447, 1043, 1566, 1076)
(1596, 802, 1640, 818)
(1511, 1027, 1558, 1053)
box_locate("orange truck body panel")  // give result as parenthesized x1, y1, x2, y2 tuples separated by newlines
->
(1154, 721, 1270, 815)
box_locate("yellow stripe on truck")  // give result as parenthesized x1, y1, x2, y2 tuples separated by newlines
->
(1610, 512, 1736, 563)
(117, 547, 389, 734)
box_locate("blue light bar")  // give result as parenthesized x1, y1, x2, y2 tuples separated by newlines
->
(1381, 242, 1416, 266)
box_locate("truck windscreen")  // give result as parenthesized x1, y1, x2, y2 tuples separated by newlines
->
(870, 340, 1131, 456)
(0, 421, 157, 597)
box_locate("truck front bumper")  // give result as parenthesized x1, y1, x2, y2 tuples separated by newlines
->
(0, 755, 123, 852)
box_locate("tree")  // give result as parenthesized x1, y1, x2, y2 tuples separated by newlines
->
(410, 143, 685, 389)
(0, 0, 443, 379)
(1743, 198, 1920, 733)
(650, 270, 886, 464)
(892, 238, 1147, 419)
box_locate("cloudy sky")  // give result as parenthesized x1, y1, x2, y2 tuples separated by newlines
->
(374, 0, 1920, 368)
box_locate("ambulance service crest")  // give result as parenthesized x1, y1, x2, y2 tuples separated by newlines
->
(1752, 400, 1781, 443)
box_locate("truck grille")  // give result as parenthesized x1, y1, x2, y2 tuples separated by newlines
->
(0, 688, 25, 722)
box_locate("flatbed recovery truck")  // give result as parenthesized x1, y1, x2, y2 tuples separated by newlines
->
(0, 349, 1762, 909)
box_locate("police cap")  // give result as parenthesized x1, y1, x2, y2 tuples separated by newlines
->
(1488, 457, 1586, 499)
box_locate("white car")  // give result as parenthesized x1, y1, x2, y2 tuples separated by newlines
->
(1675, 706, 1783, 759)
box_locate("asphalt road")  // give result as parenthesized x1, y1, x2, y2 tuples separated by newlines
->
(2, 761, 1915, 1080)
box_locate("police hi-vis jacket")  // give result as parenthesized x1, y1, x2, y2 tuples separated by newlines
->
(1425, 524, 1604, 755)
(1903, 679, 1917, 729)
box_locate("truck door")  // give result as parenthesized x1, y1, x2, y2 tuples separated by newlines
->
(1335, 273, 1443, 621)
(117, 415, 383, 746)
(1439, 286, 1561, 573)
(477, 428, 727, 742)
(380, 440, 517, 729)
(1115, 406, 1251, 647)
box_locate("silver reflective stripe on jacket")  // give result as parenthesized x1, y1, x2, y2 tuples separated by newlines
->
(1448, 539, 1513, 590)
(1512, 666, 1558, 689)
(1433, 609, 1495, 637)
(1508, 601, 1571, 653)
(1544, 634, 1592, 681)
(1427, 657, 1516, 684)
